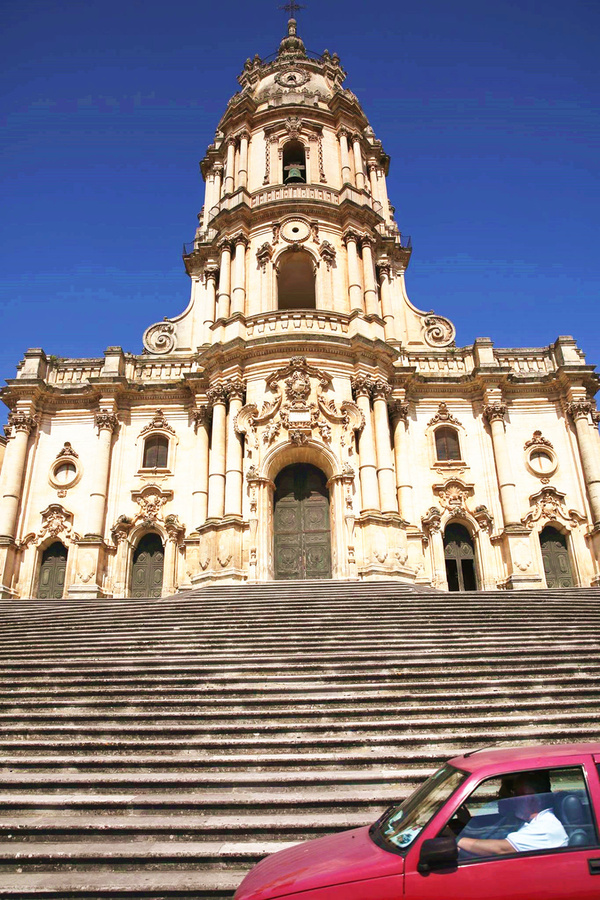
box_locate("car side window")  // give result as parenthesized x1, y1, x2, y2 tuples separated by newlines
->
(441, 766, 597, 861)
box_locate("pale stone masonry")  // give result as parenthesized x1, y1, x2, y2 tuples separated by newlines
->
(1, 18, 599, 598)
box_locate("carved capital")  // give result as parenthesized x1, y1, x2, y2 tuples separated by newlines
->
(217, 238, 233, 254)
(7, 412, 37, 436)
(483, 404, 507, 424)
(193, 406, 211, 430)
(389, 400, 409, 423)
(338, 126, 351, 139)
(225, 378, 245, 402)
(232, 232, 249, 248)
(207, 385, 228, 406)
(378, 263, 392, 280)
(567, 400, 594, 422)
(204, 266, 219, 283)
(238, 129, 250, 142)
(95, 410, 119, 433)
(371, 378, 391, 400)
(213, 162, 224, 176)
(360, 233, 376, 249)
(351, 375, 373, 399)
(342, 228, 361, 247)
(351, 132, 362, 144)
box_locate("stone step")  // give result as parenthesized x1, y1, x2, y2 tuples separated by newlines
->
(0, 868, 246, 897)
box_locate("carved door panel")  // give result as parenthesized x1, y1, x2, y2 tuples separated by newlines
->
(131, 533, 164, 598)
(37, 542, 67, 599)
(274, 465, 331, 580)
(540, 526, 574, 588)
(443, 523, 478, 591)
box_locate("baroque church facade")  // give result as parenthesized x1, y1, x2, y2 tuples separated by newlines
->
(1, 17, 600, 599)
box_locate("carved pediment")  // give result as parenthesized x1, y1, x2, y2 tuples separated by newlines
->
(522, 486, 586, 529)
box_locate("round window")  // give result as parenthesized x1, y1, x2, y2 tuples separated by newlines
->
(49, 458, 81, 490)
(526, 447, 557, 478)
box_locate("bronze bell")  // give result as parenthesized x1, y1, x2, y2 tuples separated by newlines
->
(284, 162, 305, 184)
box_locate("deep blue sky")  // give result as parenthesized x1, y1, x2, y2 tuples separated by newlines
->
(2, 0, 599, 424)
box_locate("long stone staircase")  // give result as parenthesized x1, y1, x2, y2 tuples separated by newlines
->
(0, 580, 599, 898)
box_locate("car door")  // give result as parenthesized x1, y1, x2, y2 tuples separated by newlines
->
(404, 758, 600, 900)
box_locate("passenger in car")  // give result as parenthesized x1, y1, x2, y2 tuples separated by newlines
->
(457, 771, 568, 857)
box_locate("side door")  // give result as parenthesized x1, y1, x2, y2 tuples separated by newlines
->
(404, 758, 600, 900)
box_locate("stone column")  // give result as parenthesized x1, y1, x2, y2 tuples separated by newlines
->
(231, 234, 248, 316)
(371, 380, 396, 513)
(377, 165, 391, 220)
(352, 377, 380, 512)
(367, 163, 379, 204)
(202, 171, 214, 230)
(207, 386, 227, 520)
(483, 403, 520, 526)
(567, 400, 600, 524)
(212, 163, 223, 206)
(360, 236, 379, 316)
(0, 411, 37, 539)
(238, 131, 249, 190)
(192, 406, 211, 527)
(86, 409, 119, 538)
(343, 229, 364, 313)
(339, 129, 352, 185)
(352, 133, 366, 191)
(203, 267, 218, 344)
(217, 239, 232, 319)
(378, 264, 395, 340)
(390, 401, 413, 522)
(224, 138, 236, 194)
(224, 380, 245, 517)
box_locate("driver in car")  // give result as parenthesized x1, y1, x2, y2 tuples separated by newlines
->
(457, 771, 568, 857)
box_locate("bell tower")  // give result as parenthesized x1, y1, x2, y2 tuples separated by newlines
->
(137, 12, 458, 585)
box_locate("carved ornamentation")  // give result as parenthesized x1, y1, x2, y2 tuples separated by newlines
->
(522, 486, 586, 528)
(225, 379, 245, 402)
(318, 240, 336, 269)
(342, 228, 361, 247)
(95, 410, 119, 433)
(139, 409, 175, 437)
(389, 401, 409, 424)
(204, 266, 219, 284)
(143, 321, 176, 354)
(483, 404, 507, 424)
(427, 403, 461, 428)
(350, 375, 373, 399)
(284, 114, 303, 135)
(371, 379, 391, 401)
(38, 504, 80, 544)
(164, 513, 185, 546)
(207, 385, 228, 406)
(131, 484, 173, 522)
(56, 442, 79, 459)
(422, 315, 456, 348)
(473, 505, 494, 532)
(433, 478, 474, 512)
(192, 406, 211, 431)
(262, 422, 280, 445)
(111, 514, 133, 545)
(421, 507, 442, 540)
(524, 431, 554, 450)
(256, 242, 274, 270)
(6, 412, 37, 437)
(567, 400, 594, 422)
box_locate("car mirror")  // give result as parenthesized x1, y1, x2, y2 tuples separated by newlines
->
(417, 836, 458, 874)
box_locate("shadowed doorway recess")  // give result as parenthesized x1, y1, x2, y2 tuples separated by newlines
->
(274, 464, 331, 580)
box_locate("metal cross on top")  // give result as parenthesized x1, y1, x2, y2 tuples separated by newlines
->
(279, 1, 305, 18)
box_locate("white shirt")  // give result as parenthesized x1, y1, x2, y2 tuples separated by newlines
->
(506, 808, 568, 852)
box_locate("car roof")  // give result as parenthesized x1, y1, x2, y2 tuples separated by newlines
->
(450, 741, 600, 775)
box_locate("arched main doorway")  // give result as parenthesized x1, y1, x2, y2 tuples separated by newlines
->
(130, 533, 164, 598)
(273, 464, 331, 580)
(443, 523, 478, 591)
(540, 525, 574, 588)
(37, 541, 67, 599)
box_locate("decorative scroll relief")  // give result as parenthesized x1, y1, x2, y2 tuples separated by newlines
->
(139, 409, 175, 437)
(521, 486, 586, 529)
(427, 403, 462, 429)
(111, 484, 185, 547)
(21, 504, 80, 550)
(56, 442, 79, 459)
(143, 321, 176, 355)
(421, 314, 456, 348)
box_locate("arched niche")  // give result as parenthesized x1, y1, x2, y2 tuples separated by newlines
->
(276, 249, 316, 310)
(282, 139, 306, 184)
(37, 541, 68, 599)
(443, 521, 478, 591)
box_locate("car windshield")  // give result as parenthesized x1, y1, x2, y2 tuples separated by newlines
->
(372, 764, 467, 853)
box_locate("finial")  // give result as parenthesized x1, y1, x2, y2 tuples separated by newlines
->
(279, 1, 305, 18)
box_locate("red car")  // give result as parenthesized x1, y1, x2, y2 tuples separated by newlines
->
(234, 742, 600, 900)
